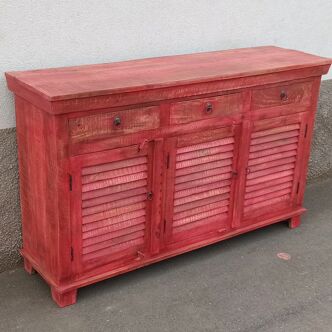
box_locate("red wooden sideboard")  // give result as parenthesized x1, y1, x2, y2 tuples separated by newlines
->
(6, 46, 331, 307)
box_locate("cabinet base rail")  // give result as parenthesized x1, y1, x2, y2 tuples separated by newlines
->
(22, 207, 305, 307)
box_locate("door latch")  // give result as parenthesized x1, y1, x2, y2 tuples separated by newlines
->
(138, 139, 149, 152)
(146, 191, 153, 200)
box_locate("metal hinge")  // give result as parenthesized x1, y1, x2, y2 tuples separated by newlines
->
(147, 191, 153, 200)
(70, 247, 74, 261)
(232, 170, 238, 177)
(166, 153, 170, 169)
(304, 124, 308, 138)
(69, 175, 73, 191)
(296, 182, 300, 194)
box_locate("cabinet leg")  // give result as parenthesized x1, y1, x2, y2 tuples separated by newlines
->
(51, 287, 77, 307)
(289, 215, 301, 229)
(23, 258, 35, 275)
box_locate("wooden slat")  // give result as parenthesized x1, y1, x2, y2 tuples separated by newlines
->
(83, 230, 145, 255)
(174, 187, 230, 207)
(175, 177, 231, 192)
(249, 136, 298, 153)
(247, 163, 295, 180)
(82, 156, 147, 175)
(82, 164, 148, 184)
(245, 181, 293, 200)
(175, 166, 232, 185)
(245, 175, 294, 193)
(246, 169, 294, 187)
(244, 188, 292, 207)
(82, 171, 147, 192)
(175, 159, 232, 177)
(176, 137, 234, 154)
(82, 216, 146, 239)
(251, 124, 300, 138)
(82, 238, 145, 261)
(83, 208, 146, 233)
(174, 194, 229, 214)
(248, 156, 297, 173)
(250, 130, 299, 146)
(83, 202, 146, 224)
(249, 143, 298, 160)
(176, 144, 234, 162)
(82, 179, 147, 201)
(82, 194, 146, 216)
(82, 186, 147, 208)
(173, 213, 228, 234)
(248, 150, 297, 166)
(176, 152, 234, 169)
(173, 201, 229, 221)
(244, 194, 291, 213)
(83, 224, 145, 247)
(173, 207, 227, 228)
(175, 179, 230, 198)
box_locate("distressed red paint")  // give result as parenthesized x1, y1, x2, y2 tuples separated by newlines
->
(5, 46, 331, 307)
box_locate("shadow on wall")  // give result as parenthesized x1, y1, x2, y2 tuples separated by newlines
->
(0, 80, 331, 273)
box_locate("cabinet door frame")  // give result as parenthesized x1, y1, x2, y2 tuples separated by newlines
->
(69, 142, 159, 276)
(237, 112, 309, 226)
(162, 124, 241, 247)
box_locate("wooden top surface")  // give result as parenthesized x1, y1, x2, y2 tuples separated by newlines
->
(6, 46, 332, 101)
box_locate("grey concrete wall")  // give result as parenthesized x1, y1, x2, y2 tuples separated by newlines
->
(309, 80, 332, 179)
(0, 80, 331, 272)
(0, 128, 21, 272)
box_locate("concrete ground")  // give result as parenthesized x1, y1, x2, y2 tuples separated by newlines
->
(0, 178, 331, 332)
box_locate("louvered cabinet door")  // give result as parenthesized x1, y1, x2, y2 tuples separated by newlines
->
(164, 126, 240, 245)
(242, 113, 308, 222)
(70, 143, 156, 274)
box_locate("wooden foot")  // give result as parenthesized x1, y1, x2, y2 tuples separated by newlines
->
(51, 287, 77, 307)
(289, 215, 301, 229)
(23, 258, 35, 275)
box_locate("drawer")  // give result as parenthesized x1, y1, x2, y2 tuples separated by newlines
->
(69, 106, 160, 142)
(169, 93, 244, 125)
(252, 81, 313, 110)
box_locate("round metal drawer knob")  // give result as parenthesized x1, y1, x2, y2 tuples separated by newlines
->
(280, 90, 288, 101)
(113, 116, 121, 126)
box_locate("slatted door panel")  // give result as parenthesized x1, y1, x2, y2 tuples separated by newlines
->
(164, 126, 240, 245)
(70, 143, 154, 273)
(243, 113, 307, 221)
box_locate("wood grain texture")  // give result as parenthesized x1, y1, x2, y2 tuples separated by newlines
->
(69, 106, 160, 143)
(70, 143, 155, 274)
(242, 114, 307, 220)
(251, 81, 312, 110)
(164, 126, 240, 244)
(169, 92, 244, 124)
(8, 46, 331, 307)
(6, 46, 331, 101)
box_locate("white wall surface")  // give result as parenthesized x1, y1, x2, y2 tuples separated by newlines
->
(1, 0, 332, 129)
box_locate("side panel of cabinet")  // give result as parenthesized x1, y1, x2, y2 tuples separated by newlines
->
(162, 125, 241, 246)
(69, 141, 162, 275)
(239, 112, 309, 224)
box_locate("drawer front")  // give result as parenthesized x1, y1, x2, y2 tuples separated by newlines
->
(169, 93, 244, 125)
(69, 106, 160, 142)
(252, 81, 313, 110)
